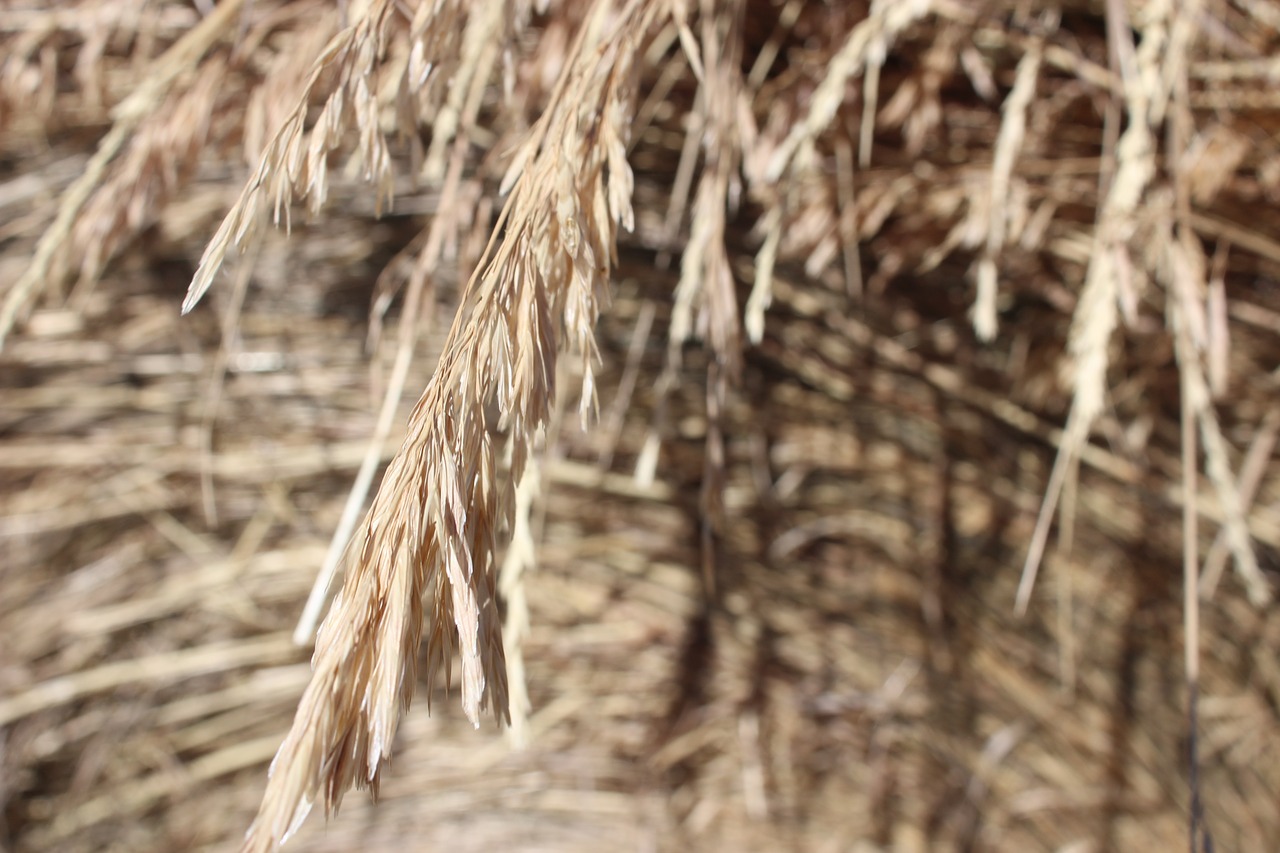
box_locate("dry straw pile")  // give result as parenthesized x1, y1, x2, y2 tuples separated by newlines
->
(3, 0, 1279, 850)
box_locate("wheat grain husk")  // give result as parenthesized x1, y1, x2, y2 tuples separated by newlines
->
(2, 1, 1279, 851)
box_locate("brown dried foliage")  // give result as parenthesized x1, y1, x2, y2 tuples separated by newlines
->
(4, 1, 1280, 851)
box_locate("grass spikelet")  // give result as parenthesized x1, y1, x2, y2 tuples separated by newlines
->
(184, 0, 392, 313)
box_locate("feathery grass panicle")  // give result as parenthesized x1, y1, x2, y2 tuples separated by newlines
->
(183, 0, 479, 315)
(182, 0, 386, 315)
(235, 1, 657, 849)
